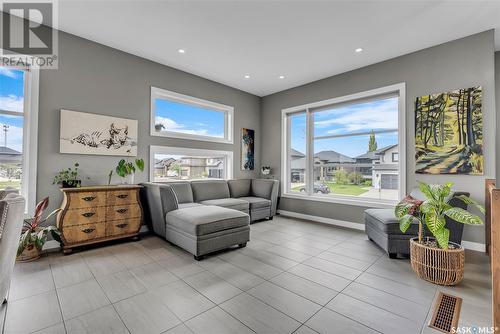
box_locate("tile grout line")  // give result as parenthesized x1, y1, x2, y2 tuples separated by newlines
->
(48, 254, 69, 334)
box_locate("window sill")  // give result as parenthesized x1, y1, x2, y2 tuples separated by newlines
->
(281, 193, 397, 209)
(150, 130, 233, 144)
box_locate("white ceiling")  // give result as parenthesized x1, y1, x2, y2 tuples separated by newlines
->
(52, 1, 500, 96)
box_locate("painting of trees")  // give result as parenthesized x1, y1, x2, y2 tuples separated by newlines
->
(415, 86, 483, 175)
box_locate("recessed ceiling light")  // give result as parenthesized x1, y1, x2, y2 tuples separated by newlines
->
(279, 75, 285, 79)
(178, 49, 186, 54)
(355, 48, 363, 53)
(244, 74, 250, 79)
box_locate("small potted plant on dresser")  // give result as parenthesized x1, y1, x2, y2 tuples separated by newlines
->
(17, 197, 61, 262)
(114, 158, 144, 184)
(395, 182, 484, 285)
(53, 162, 81, 188)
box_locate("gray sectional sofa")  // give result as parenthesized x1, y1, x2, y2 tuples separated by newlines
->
(141, 179, 279, 260)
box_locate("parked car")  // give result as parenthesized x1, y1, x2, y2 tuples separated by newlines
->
(299, 182, 330, 194)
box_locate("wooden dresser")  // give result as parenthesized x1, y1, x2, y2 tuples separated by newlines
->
(57, 185, 143, 254)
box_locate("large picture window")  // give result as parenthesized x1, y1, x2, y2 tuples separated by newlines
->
(0, 65, 39, 212)
(150, 146, 233, 182)
(282, 84, 405, 206)
(150, 87, 234, 144)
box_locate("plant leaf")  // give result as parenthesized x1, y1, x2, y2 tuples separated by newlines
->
(433, 227, 450, 250)
(394, 202, 413, 219)
(445, 207, 483, 225)
(418, 182, 436, 201)
(135, 158, 145, 172)
(399, 214, 414, 233)
(455, 195, 486, 214)
(425, 211, 446, 235)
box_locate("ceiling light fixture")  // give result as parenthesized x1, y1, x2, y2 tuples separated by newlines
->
(279, 75, 285, 79)
(355, 48, 363, 53)
(178, 49, 186, 54)
(244, 74, 250, 79)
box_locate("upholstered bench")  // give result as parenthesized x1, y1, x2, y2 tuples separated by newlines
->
(166, 205, 250, 260)
(365, 189, 469, 258)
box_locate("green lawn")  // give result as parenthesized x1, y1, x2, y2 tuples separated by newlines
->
(291, 182, 369, 196)
(324, 182, 369, 196)
(0, 180, 21, 190)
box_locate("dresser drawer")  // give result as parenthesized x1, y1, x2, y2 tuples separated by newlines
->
(63, 223, 105, 244)
(106, 204, 141, 221)
(68, 191, 107, 208)
(107, 189, 138, 206)
(62, 207, 106, 226)
(106, 219, 141, 236)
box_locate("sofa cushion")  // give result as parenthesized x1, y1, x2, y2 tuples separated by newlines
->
(191, 180, 230, 202)
(199, 198, 249, 212)
(228, 179, 252, 198)
(178, 203, 203, 209)
(168, 182, 194, 204)
(238, 196, 271, 209)
(251, 179, 274, 199)
(365, 208, 423, 235)
(166, 205, 249, 236)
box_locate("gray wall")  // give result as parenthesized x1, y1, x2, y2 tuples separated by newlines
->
(261, 31, 497, 244)
(38, 31, 261, 213)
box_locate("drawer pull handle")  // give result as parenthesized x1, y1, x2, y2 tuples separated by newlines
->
(117, 194, 128, 199)
(81, 212, 95, 218)
(116, 223, 128, 229)
(82, 196, 96, 202)
(116, 208, 128, 214)
(81, 228, 95, 234)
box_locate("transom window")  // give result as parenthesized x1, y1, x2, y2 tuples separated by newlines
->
(150, 87, 234, 144)
(282, 83, 406, 206)
(150, 145, 233, 182)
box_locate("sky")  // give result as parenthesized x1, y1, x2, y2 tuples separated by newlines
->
(154, 99, 225, 138)
(0, 67, 24, 152)
(291, 97, 399, 158)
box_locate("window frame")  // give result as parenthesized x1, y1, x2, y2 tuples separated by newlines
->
(281, 83, 406, 208)
(150, 87, 234, 144)
(149, 145, 233, 182)
(0, 60, 39, 213)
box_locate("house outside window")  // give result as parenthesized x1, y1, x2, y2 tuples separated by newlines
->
(282, 83, 405, 206)
(150, 146, 232, 182)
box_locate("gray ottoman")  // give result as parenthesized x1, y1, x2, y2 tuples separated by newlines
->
(166, 205, 250, 260)
(365, 208, 427, 258)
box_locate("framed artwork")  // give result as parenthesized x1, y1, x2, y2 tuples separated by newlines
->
(241, 128, 254, 170)
(60, 109, 138, 156)
(415, 86, 483, 175)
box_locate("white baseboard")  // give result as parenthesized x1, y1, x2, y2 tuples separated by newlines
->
(277, 210, 365, 231)
(277, 209, 486, 252)
(461, 240, 486, 252)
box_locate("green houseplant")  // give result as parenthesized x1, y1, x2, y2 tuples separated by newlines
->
(17, 197, 62, 262)
(115, 158, 144, 184)
(395, 181, 484, 285)
(53, 163, 81, 188)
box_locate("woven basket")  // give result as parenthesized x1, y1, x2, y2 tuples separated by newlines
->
(17, 244, 41, 262)
(409, 238, 464, 286)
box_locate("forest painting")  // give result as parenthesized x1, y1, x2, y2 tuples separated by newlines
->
(415, 86, 483, 175)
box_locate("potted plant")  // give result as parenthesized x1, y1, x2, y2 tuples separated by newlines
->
(115, 158, 144, 184)
(395, 181, 484, 285)
(53, 163, 81, 188)
(17, 197, 62, 262)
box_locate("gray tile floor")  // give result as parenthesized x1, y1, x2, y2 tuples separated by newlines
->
(0, 216, 492, 334)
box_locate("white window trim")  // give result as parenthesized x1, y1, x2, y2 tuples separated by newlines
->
(149, 145, 233, 182)
(150, 87, 234, 144)
(0, 59, 39, 213)
(281, 83, 406, 208)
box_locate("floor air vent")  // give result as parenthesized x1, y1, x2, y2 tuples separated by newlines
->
(429, 291, 463, 333)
